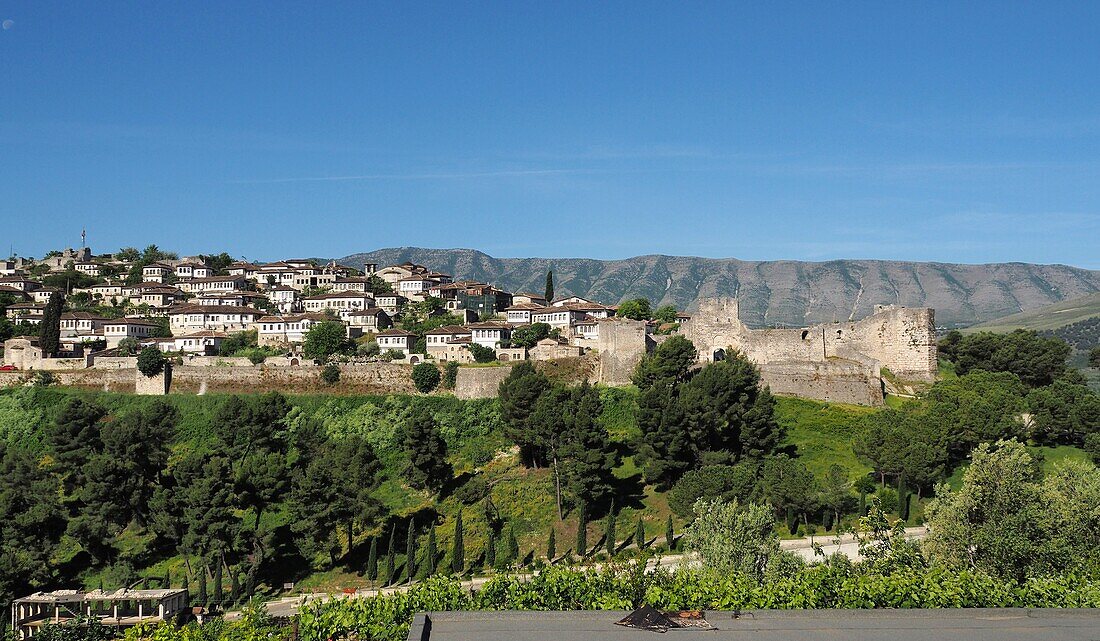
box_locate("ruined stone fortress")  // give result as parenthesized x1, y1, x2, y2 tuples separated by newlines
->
(680, 298, 937, 405)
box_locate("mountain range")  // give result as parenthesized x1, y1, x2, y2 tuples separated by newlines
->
(336, 248, 1100, 329)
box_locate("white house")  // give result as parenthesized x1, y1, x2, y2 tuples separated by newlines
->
(177, 275, 247, 294)
(505, 302, 543, 325)
(265, 285, 299, 314)
(255, 313, 332, 346)
(31, 287, 60, 305)
(302, 292, 375, 315)
(73, 262, 103, 277)
(466, 321, 511, 349)
(142, 263, 173, 283)
(345, 308, 392, 338)
(103, 318, 159, 348)
(174, 262, 212, 279)
(167, 304, 263, 333)
(376, 328, 417, 356)
(59, 312, 110, 337)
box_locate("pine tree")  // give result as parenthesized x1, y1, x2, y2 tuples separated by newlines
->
(665, 515, 674, 551)
(576, 501, 587, 556)
(403, 410, 453, 493)
(196, 566, 208, 608)
(213, 557, 224, 607)
(38, 292, 64, 357)
(405, 519, 417, 583)
(605, 501, 616, 557)
(426, 527, 438, 576)
(367, 537, 378, 580)
(451, 510, 464, 575)
(544, 270, 554, 304)
(635, 517, 645, 550)
(385, 524, 397, 585)
(547, 527, 556, 561)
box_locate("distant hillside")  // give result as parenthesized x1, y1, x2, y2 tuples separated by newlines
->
(962, 292, 1100, 334)
(337, 248, 1100, 329)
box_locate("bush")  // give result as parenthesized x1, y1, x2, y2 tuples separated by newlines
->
(358, 341, 380, 357)
(412, 363, 442, 393)
(453, 475, 488, 505)
(466, 343, 496, 363)
(136, 347, 166, 377)
(442, 361, 459, 390)
(668, 464, 758, 517)
(33, 371, 56, 387)
(321, 364, 341, 385)
(381, 349, 406, 361)
(116, 337, 140, 356)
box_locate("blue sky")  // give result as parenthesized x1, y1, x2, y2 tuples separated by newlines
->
(1, 2, 1098, 268)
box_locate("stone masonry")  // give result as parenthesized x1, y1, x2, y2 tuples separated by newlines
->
(680, 298, 937, 405)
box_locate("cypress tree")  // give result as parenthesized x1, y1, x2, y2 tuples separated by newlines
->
(504, 526, 519, 568)
(38, 292, 64, 357)
(451, 510, 464, 575)
(635, 516, 645, 550)
(196, 566, 208, 608)
(665, 515, 674, 551)
(367, 537, 378, 580)
(426, 527, 437, 576)
(786, 507, 798, 536)
(213, 558, 224, 607)
(405, 519, 417, 583)
(547, 527, 556, 561)
(544, 270, 554, 304)
(229, 567, 240, 606)
(244, 558, 259, 599)
(605, 502, 616, 557)
(898, 475, 911, 521)
(385, 524, 397, 585)
(163, 570, 171, 589)
(486, 530, 497, 568)
(181, 574, 188, 597)
(576, 502, 587, 556)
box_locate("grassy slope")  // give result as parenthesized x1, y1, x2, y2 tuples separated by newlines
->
(961, 292, 1100, 333)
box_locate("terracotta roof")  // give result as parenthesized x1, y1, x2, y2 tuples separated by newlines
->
(426, 325, 471, 335)
(377, 328, 417, 337)
(506, 303, 543, 311)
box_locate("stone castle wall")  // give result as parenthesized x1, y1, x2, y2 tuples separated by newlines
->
(759, 360, 884, 406)
(596, 319, 650, 386)
(454, 365, 515, 400)
(681, 297, 937, 405)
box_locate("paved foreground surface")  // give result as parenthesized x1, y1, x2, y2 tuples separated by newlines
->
(262, 527, 929, 619)
(411, 609, 1100, 641)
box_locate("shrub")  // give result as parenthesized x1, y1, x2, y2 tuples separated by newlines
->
(116, 337, 140, 356)
(321, 364, 341, 385)
(668, 464, 758, 517)
(136, 347, 166, 377)
(442, 361, 459, 390)
(381, 349, 406, 361)
(453, 475, 488, 505)
(33, 371, 56, 387)
(412, 363, 442, 393)
(466, 343, 496, 363)
(358, 341, 380, 357)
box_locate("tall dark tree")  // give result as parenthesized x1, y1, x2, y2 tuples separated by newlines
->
(665, 515, 674, 551)
(425, 527, 437, 576)
(604, 502, 617, 557)
(367, 537, 378, 580)
(196, 566, 208, 608)
(385, 523, 397, 585)
(558, 381, 619, 507)
(38, 291, 64, 357)
(49, 398, 106, 489)
(405, 519, 417, 582)
(486, 530, 497, 568)
(576, 501, 587, 556)
(498, 362, 551, 466)
(451, 510, 464, 575)
(403, 409, 453, 492)
(547, 527, 556, 561)
(177, 455, 239, 562)
(0, 443, 66, 609)
(631, 335, 697, 389)
(212, 554, 224, 607)
(502, 526, 519, 568)
(544, 270, 554, 304)
(635, 517, 645, 550)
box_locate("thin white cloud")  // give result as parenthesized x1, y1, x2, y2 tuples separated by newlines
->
(226, 168, 582, 184)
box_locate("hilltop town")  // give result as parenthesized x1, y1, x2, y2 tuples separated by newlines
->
(0, 245, 937, 404)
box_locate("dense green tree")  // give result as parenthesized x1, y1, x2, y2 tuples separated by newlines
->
(303, 321, 353, 361)
(498, 362, 552, 465)
(631, 335, 697, 389)
(685, 498, 792, 580)
(502, 526, 519, 568)
(654, 304, 678, 324)
(635, 517, 645, 550)
(38, 291, 64, 357)
(547, 527, 556, 560)
(465, 343, 496, 363)
(451, 510, 464, 575)
(49, 398, 106, 487)
(667, 463, 758, 517)
(136, 346, 166, 377)
(1027, 380, 1100, 446)
(544, 270, 554, 304)
(947, 329, 1070, 387)
(557, 382, 619, 508)
(604, 502, 617, 557)
(616, 298, 652, 320)
(818, 464, 854, 527)
(921, 371, 1028, 461)
(177, 455, 239, 562)
(196, 566, 208, 608)
(509, 322, 552, 348)
(321, 364, 341, 385)
(665, 515, 674, 550)
(0, 443, 66, 609)
(403, 409, 453, 492)
(411, 362, 442, 393)
(442, 361, 459, 390)
(235, 452, 289, 529)
(761, 455, 819, 524)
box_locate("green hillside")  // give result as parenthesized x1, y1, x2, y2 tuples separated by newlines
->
(962, 292, 1100, 333)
